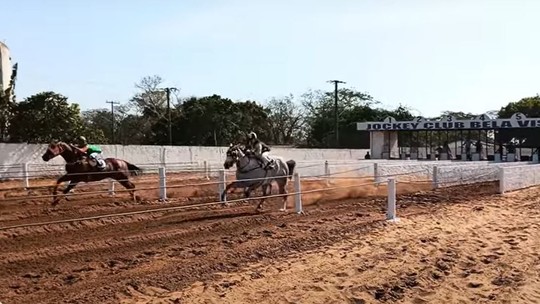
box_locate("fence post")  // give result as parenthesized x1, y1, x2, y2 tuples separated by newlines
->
(374, 163, 380, 185)
(324, 160, 330, 185)
(160, 147, 167, 168)
(108, 180, 115, 196)
(293, 172, 303, 214)
(498, 167, 505, 194)
(386, 178, 399, 222)
(159, 167, 167, 201)
(219, 169, 226, 202)
(432, 166, 438, 189)
(203, 160, 209, 180)
(22, 163, 29, 189)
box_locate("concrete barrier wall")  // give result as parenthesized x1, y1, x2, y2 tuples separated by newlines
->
(376, 161, 530, 186)
(5, 141, 540, 193)
(374, 161, 486, 182)
(376, 163, 433, 182)
(436, 165, 500, 187)
(0, 143, 370, 179)
(500, 164, 540, 193)
(0, 143, 370, 165)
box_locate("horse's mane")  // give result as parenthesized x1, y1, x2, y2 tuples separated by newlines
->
(50, 140, 72, 149)
(228, 143, 245, 150)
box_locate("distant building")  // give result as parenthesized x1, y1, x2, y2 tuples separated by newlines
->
(0, 41, 12, 92)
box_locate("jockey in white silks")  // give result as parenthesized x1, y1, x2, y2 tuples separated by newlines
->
(245, 131, 275, 170)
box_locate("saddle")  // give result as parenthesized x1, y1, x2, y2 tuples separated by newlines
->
(76, 156, 106, 171)
(245, 150, 275, 170)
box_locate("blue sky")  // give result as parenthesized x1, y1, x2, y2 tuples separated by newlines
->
(3, 0, 540, 117)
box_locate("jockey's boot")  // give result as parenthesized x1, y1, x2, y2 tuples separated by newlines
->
(265, 159, 276, 170)
(96, 159, 107, 171)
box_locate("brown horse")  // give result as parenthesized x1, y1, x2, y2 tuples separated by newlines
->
(41, 141, 143, 205)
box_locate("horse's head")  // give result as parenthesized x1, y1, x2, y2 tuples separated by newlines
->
(223, 143, 245, 169)
(42, 141, 77, 162)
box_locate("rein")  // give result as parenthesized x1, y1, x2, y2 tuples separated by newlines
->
(234, 150, 273, 174)
(235, 157, 261, 173)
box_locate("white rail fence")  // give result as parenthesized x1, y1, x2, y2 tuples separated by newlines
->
(1, 161, 540, 231)
(1, 160, 539, 195)
(0, 158, 533, 180)
(0, 172, 401, 231)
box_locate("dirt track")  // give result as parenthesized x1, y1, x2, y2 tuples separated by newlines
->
(0, 173, 494, 304)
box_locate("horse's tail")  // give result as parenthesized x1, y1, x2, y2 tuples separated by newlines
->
(286, 159, 296, 180)
(126, 162, 143, 176)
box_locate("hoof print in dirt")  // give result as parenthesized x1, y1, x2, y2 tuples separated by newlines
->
(262, 229, 273, 237)
(22, 272, 41, 279)
(63, 274, 80, 285)
(467, 281, 483, 288)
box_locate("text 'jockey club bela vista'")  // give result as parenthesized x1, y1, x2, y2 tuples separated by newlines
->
(356, 113, 539, 131)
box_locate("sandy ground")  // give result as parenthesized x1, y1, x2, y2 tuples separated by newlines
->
(120, 184, 540, 304)
(1, 172, 533, 304)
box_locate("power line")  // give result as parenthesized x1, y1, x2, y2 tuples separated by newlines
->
(327, 80, 346, 147)
(163, 87, 179, 146)
(106, 100, 120, 144)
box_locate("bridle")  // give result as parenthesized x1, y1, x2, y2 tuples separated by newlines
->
(227, 145, 265, 173)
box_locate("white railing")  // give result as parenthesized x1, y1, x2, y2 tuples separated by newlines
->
(3, 160, 540, 232)
(0, 160, 524, 196)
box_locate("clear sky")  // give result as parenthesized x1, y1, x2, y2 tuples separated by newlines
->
(3, 0, 540, 117)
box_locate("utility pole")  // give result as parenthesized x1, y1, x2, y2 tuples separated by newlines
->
(106, 100, 120, 144)
(327, 80, 345, 147)
(163, 87, 179, 146)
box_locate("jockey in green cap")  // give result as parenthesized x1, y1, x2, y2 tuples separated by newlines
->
(74, 136, 106, 170)
(245, 131, 275, 169)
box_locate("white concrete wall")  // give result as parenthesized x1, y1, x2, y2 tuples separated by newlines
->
(7, 141, 540, 194)
(435, 165, 500, 187)
(0, 143, 370, 179)
(375, 161, 529, 185)
(500, 164, 540, 193)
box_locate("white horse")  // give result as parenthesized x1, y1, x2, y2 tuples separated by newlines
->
(221, 143, 296, 211)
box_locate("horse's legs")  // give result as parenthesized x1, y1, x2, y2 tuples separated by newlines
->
(118, 179, 137, 202)
(243, 183, 261, 198)
(221, 181, 239, 201)
(277, 178, 288, 212)
(257, 183, 270, 210)
(52, 174, 70, 206)
(62, 180, 80, 201)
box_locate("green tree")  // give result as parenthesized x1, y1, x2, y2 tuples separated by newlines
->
(300, 87, 415, 148)
(8, 91, 104, 143)
(302, 88, 375, 147)
(497, 95, 540, 147)
(127, 75, 182, 144)
(81, 108, 114, 143)
(130, 75, 169, 118)
(498, 95, 540, 118)
(162, 95, 271, 146)
(265, 95, 306, 145)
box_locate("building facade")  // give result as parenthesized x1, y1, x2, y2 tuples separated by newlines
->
(0, 41, 12, 92)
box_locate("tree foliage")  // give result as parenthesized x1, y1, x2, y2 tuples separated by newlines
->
(3, 74, 536, 150)
(8, 92, 105, 143)
(496, 95, 540, 147)
(498, 95, 540, 118)
(265, 95, 305, 145)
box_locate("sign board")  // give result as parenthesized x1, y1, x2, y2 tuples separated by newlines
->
(356, 113, 537, 131)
